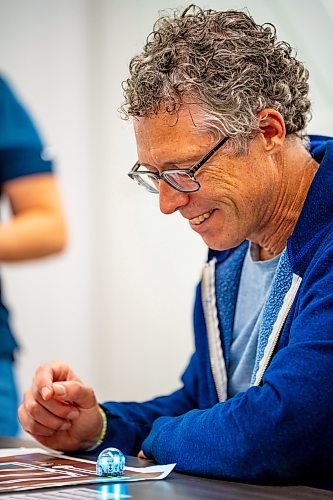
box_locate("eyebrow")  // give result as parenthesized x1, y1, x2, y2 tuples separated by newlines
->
(140, 154, 202, 168)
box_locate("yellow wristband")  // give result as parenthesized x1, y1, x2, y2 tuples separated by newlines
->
(86, 406, 107, 451)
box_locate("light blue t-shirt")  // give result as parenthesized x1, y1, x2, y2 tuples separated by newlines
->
(227, 244, 281, 398)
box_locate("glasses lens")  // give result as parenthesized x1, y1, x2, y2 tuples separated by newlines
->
(163, 171, 200, 192)
(131, 167, 159, 193)
(130, 165, 200, 193)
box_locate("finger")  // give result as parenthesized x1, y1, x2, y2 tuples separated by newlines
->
(32, 361, 81, 401)
(51, 381, 97, 409)
(138, 450, 147, 459)
(32, 368, 54, 401)
(32, 361, 64, 401)
(18, 403, 71, 437)
(37, 394, 80, 420)
(22, 387, 79, 424)
(22, 390, 77, 428)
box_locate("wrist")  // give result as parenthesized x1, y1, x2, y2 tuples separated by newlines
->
(85, 406, 108, 451)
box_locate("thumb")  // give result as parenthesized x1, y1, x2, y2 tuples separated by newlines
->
(52, 381, 97, 409)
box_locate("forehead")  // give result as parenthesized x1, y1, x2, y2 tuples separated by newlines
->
(134, 106, 211, 164)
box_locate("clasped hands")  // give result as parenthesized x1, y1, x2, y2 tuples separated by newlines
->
(19, 360, 147, 458)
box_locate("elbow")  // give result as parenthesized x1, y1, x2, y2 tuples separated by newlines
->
(51, 223, 68, 254)
(47, 215, 68, 255)
(51, 235, 67, 255)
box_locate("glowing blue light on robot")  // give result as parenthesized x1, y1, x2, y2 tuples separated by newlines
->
(96, 447, 126, 477)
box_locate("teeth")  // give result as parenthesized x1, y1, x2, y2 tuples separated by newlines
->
(190, 210, 213, 225)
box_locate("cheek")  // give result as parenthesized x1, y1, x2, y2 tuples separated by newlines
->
(196, 163, 267, 214)
(199, 168, 241, 201)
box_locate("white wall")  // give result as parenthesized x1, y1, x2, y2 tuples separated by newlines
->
(0, 0, 98, 396)
(0, 0, 332, 422)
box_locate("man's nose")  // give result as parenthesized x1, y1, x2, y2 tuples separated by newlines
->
(159, 180, 190, 215)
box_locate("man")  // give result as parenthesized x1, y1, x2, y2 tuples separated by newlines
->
(19, 6, 333, 481)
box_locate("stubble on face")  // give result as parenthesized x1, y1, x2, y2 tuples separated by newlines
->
(134, 106, 279, 252)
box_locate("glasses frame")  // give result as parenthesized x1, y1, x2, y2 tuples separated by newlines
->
(128, 135, 230, 193)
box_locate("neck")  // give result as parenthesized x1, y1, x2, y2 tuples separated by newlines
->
(251, 139, 319, 261)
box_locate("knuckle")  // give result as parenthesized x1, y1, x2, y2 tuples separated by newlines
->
(17, 404, 26, 423)
(70, 381, 83, 397)
(86, 385, 94, 398)
(50, 358, 63, 369)
(35, 362, 47, 375)
(56, 419, 71, 431)
(23, 388, 31, 400)
(26, 399, 39, 416)
(29, 422, 47, 435)
(24, 419, 38, 434)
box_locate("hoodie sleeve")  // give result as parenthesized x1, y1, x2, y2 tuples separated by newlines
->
(92, 352, 200, 455)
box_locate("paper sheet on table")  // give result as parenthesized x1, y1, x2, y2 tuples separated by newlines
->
(0, 448, 175, 493)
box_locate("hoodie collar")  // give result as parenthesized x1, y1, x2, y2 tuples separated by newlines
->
(287, 135, 333, 276)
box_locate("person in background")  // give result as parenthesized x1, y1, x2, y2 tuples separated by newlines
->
(19, 6, 333, 482)
(0, 76, 66, 436)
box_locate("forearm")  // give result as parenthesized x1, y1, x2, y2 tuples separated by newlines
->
(142, 388, 306, 481)
(142, 343, 333, 481)
(96, 384, 199, 456)
(0, 210, 66, 261)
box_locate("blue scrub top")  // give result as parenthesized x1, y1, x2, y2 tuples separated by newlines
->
(0, 76, 53, 358)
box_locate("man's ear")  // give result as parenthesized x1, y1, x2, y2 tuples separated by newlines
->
(257, 109, 286, 153)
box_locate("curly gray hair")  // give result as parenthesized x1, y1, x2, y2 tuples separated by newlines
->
(121, 5, 311, 153)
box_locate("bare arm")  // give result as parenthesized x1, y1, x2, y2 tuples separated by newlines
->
(0, 173, 67, 261)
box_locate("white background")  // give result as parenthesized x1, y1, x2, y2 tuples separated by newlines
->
(0, 0, 332, 426)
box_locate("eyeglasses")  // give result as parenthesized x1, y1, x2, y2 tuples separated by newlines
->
(128, 136, 230, 194)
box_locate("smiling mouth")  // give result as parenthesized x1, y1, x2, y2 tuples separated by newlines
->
(189, 210, 214, 225)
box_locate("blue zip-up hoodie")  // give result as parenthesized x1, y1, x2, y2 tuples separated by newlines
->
(99, 135, 333, 482)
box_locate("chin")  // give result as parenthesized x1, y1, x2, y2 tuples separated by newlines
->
(201, 236, 229, 251)
(201, 233, 243, 252)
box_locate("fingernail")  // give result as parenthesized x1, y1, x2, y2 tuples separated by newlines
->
(41, 387, 52, 400)
(53, 383, 65, 395)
